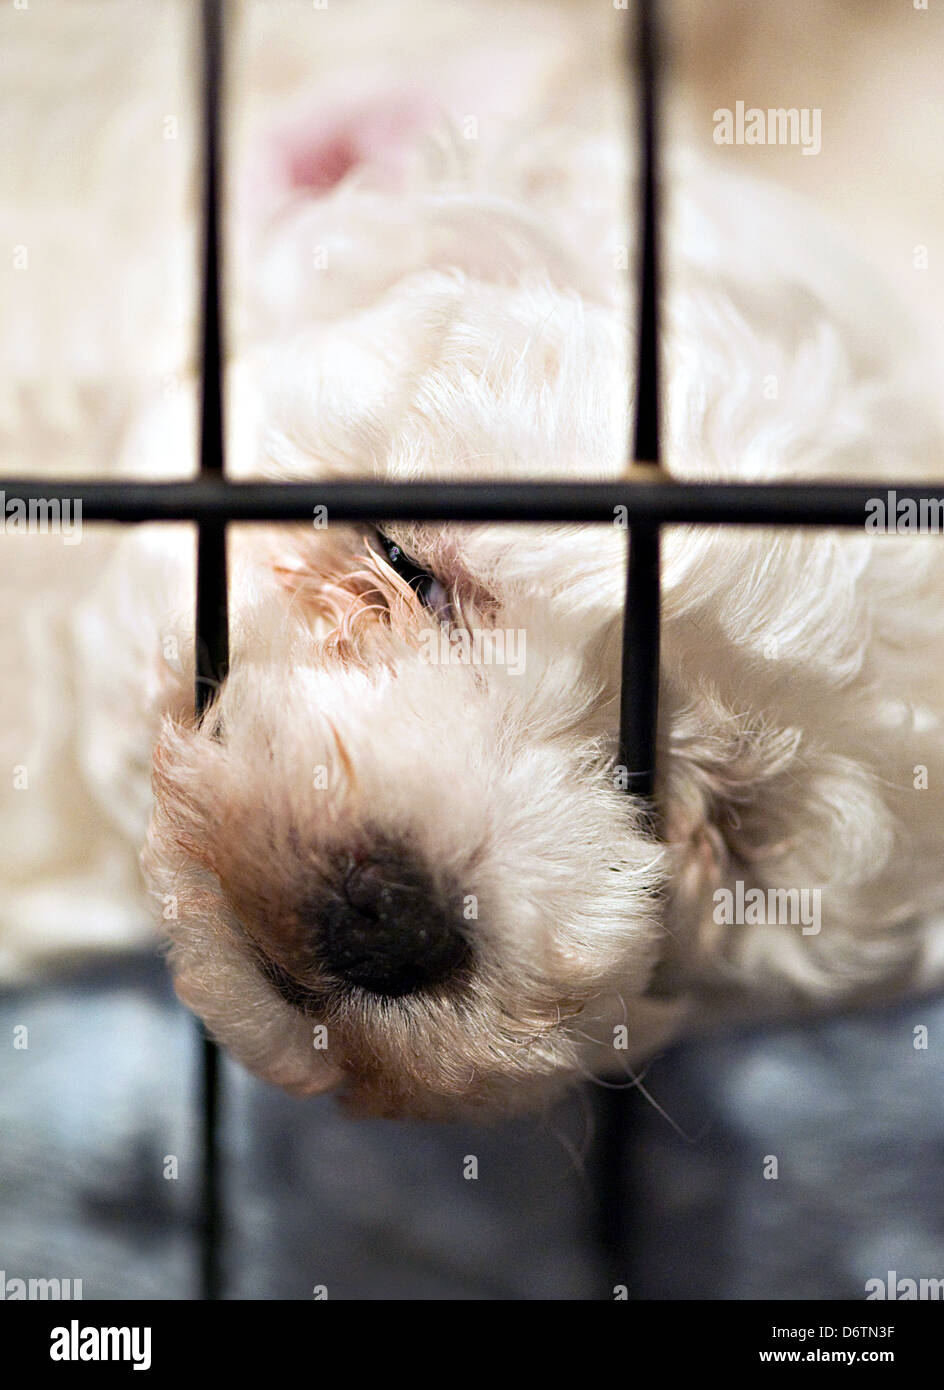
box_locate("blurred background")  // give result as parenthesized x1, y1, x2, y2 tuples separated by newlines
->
(1, 0, 942, 1299)
(2, 957, 942, 1298)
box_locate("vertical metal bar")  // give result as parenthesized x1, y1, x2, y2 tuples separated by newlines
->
(195, 0, 229, 1302)
(597, 0, 664, 1295)
(620, 0, 662, 807)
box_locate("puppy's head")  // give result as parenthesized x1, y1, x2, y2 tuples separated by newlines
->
(145, 517, 667, 1118)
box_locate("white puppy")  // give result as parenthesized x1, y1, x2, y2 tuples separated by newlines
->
(145, 149, 944, 1118)
(5, 1, 944, 1119)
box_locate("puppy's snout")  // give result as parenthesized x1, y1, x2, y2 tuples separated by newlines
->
(318, 850, 471, 998)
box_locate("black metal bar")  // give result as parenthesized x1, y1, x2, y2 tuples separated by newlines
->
(194, 0, 229, 1304)
(630, 0, 661, 474)
(1, 477, 940, 526)
(197, 1035, 221, 1300)
(620, 527, 661, 799)
(596, 0, 663, 1300)
(619, 0, 662, 806)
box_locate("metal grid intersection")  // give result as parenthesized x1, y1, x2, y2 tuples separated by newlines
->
(5, 0, 943, 1298)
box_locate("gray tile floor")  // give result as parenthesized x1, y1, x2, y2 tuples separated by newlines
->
(1, 952, 941, 1299)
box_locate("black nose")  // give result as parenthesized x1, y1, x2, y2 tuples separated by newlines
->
(318, 850, 471, 997)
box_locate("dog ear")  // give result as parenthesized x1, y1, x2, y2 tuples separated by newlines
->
(661, 689, 808, 951)
(245, 84, 440, 218)
(237, 33, 570, 227)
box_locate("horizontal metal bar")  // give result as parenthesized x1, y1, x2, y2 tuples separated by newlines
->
(1, 478, 942, 528)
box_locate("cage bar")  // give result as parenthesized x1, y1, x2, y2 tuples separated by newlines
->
(596, 0, 663, 1293)
(2, 476, 940, 526)
(619, 0, 663, 807)
(194, 0, 229, 1303)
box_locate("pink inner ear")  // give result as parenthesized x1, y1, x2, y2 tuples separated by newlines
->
(261, 87, 439, 201)
(287, 129, 362, 194)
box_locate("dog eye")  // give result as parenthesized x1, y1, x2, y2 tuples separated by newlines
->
(374, 529, 451, 620)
